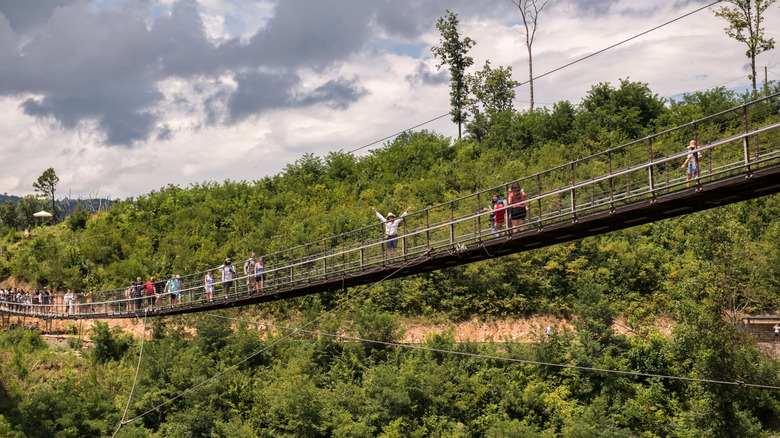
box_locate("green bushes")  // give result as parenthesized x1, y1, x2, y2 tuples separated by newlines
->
(0, 329, 46, 353)
(89, 321, 135, 363)
(0, 300, 778, 436)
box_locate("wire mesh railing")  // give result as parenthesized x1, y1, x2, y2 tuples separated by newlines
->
(3, 92, 780, 319)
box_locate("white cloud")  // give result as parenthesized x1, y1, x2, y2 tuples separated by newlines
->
(0, 0, 778, 199)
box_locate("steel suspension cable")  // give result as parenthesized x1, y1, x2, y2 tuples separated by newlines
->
(208, 315, 780, 391)
(113, 309, 149, 437)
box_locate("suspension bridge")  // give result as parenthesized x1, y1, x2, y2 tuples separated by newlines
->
(3, 92, 780, 322)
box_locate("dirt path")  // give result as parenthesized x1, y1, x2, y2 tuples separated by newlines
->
(11, 313, 667, 343)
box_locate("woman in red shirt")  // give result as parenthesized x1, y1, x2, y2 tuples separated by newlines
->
(145, 276, 156, 309)
(507, 182, 529, 233)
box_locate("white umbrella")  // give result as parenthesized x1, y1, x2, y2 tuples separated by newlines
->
(33, 211, 52, 217)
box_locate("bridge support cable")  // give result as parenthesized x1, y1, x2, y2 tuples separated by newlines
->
(113, 309, 149, 438)
(205, 314, 780, 392)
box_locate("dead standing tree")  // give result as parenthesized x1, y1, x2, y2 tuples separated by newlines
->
(512, 0, 549, 110)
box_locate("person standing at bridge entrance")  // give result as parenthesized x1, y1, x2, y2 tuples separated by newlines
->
(372, 206, 412, 259)
(774, 323, 779, 342)
(681, 140, 700, 187)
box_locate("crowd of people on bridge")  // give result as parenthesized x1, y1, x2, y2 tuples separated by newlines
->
(0, 286, 92, 314)
(117, 253, 269, 312)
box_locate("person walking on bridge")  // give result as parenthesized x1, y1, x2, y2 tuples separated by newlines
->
(372, 206, 412, 259)
(64, 289, 75, 314)
(220, 258, 236, 299)
(165, 274, 180, 306)
(133, 277, 145, 311)
(244, 253, 258, 294)
(204, 270, 215, 302)
(681, 140, 700, 188)
(507, 183, 529, 233)
(145, 276, 156, 309)
(255, 257, 265, 292)
(493, 200, 506, 236)
(482, 193, 502, 237)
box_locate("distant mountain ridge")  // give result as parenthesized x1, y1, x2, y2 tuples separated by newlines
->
(0, 194, 21, 205)
(0, 193, 114, 214)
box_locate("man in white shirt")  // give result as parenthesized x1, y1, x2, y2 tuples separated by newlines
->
(371, 206, 412, 259)
(220, 258, 236, 299)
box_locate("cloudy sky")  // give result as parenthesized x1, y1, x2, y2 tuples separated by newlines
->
(0, 0, 778, 199)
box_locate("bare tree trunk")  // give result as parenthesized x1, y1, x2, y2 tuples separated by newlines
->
(751, 52, 757, 93)
(527, 39, 534, 110)
(515, 0, 549, 111)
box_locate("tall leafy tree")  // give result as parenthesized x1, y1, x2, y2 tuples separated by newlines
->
(512, 0, 550, 110)
(466, 60, 519, 140)
(15, 195, 45, 229)
(0, 200, 16, 231)
(577, 79, 666, 145)
(32, 168, 59, 223)
(714, 0, 776, 93)
(431, 10, 476, 140)
(468, 60, 519, 115)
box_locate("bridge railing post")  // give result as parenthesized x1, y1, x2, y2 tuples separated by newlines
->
(608, 151, 614, 209)
(402, 220, 408, 260)
(449, 201, 455, 246)
(570, 163, 576, 220)
(536, 175, 542, 230)
(342, 234, 347, 272)
(476, 192, 481, 239)
(289, 248, 294, 287)
(743, 105, 751, 170)
(648, 137, 655, 199)
(360, 229, 365, 269)
(426, 209, 431, 252)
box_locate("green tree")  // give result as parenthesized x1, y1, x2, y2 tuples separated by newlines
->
(577, 79, 666, 146)
(431, 10, 476, 139)
(714, 0, 776, 93)
(467, 60, 519, 140)
(0, 199, 16, 231)
(15, 195, 44, 230)
(65, 203, 91, 231)
(32, 168, 59, 223)
(89, 321, 135, 363)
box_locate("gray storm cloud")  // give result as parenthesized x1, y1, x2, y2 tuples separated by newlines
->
(0, 0, 498, 146)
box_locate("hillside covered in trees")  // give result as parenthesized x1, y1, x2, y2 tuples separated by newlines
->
(2, 82, 780, 437)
